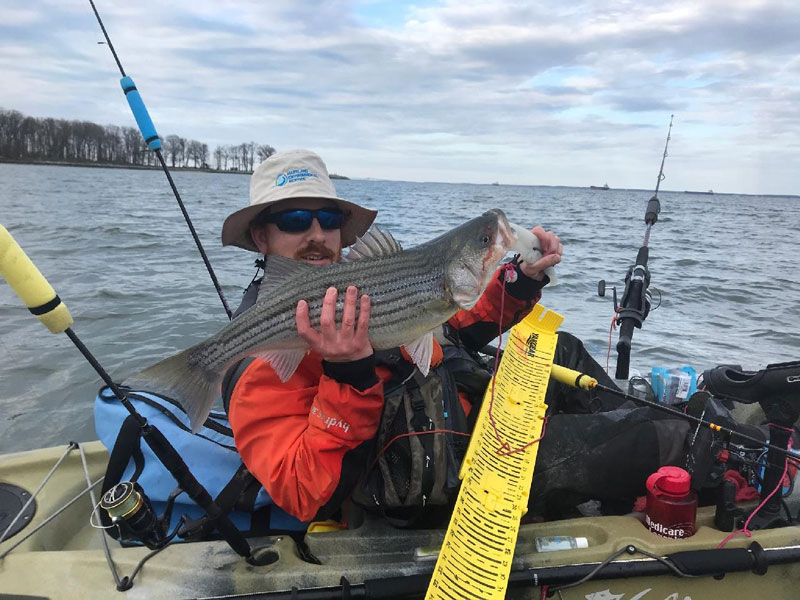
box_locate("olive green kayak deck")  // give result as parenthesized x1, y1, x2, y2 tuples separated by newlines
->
(2, 442, 800, 599)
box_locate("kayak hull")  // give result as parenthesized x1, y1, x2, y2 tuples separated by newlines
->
(2, 441, 800, 599)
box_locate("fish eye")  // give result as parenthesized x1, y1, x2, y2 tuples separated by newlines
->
(481, 235, 490, 244)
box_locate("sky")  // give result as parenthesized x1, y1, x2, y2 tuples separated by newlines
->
(1, 0, 799, 195)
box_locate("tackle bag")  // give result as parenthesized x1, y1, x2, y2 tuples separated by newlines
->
(94, 386, 307, 544)
(351, 344, 486, 527)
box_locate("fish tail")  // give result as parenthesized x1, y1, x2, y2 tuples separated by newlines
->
(123, 347, 220, 433)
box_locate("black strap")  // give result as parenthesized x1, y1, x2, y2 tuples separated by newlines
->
(222, 357, 256, 414)
(374, 348, 414, 391)
(188, 462, 259, 539)
(100, 414, 145, 530)
(407, 373, 436, 508)
(139, 424, 252, 558)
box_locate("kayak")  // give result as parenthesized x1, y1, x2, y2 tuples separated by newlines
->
(3, 167, 800, 598)
(2, 439, 800, 600)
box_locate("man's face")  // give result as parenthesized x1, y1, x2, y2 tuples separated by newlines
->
(250, 198, 343, 266)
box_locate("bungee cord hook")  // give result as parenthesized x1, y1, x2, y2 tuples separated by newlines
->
(88, 0, 233, 320)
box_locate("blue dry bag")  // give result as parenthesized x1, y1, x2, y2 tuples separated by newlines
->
(94, 386, 306, 544)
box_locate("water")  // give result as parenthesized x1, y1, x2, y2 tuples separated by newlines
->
(1, 163, 799, 454)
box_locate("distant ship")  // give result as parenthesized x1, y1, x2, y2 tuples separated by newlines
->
(491, 182, 500, 186)
(684, 189, 714, 195)
(590, 183, 610, 190)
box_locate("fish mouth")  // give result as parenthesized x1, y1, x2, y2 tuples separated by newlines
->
(485, 210, 514, 269)
(495, 212, 515, 251)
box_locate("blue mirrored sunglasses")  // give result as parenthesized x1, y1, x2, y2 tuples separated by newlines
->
(261, 207, 345, 232)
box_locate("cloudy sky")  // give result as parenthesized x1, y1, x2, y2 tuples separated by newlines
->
(2, 0, 799, 194)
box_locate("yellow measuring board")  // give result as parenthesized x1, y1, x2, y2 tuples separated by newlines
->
(426, 304, 563, 600)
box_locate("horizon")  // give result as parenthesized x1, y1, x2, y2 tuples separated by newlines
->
(5, 157, 798, 199)
(2, 0, 798, 196)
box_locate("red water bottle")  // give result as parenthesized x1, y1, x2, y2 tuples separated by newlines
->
(645, 466, 697, 539)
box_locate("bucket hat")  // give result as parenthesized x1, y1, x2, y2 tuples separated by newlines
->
(221, 149, 377, 251)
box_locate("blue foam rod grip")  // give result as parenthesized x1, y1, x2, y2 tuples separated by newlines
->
(120, 76, 162, 151)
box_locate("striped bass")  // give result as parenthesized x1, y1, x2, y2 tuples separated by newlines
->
(125, 208, 516, 430)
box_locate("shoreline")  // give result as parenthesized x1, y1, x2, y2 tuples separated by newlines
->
(0, 157, 250, 175)
(1, 159, 795, 197)
(0, 158, 350, 179)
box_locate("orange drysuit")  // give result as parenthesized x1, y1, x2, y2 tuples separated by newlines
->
(228, 266, 544, 522)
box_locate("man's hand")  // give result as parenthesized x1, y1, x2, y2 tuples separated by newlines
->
(296, 286, 373, 362)
(519, 226, 562, 281)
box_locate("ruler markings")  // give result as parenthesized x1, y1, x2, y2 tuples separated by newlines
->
(426, 305, 563, 600)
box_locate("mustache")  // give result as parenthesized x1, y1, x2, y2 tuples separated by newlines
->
(293, 241, 337, 261)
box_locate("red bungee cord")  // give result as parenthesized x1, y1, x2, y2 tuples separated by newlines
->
(606, 307, 621, 375)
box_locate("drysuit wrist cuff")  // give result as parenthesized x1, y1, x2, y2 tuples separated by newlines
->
(322, 354, 380, 391)
(504, 264, 549, 300)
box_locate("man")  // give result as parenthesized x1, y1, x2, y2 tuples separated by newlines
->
(221, 149, 688, 525)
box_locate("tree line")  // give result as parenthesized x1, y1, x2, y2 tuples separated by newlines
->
(0, 108, 276, 171)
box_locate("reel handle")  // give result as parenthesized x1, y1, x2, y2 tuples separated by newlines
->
(0, 224, 73, 333)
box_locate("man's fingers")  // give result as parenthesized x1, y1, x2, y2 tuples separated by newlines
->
(531, 227, 561, 257)
(539, 254, 560, 269)
(531, 225, 546, 249)
(341, 286, 358, 330)
(296, 299, 320, 345)
(355, 294, 371, 339)
(319, 287, 338, 335)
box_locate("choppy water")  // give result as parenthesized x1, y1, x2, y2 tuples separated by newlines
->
(1, 163, 799, 454)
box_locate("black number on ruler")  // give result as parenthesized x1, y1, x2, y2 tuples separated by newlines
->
(524, 332, 539, 356)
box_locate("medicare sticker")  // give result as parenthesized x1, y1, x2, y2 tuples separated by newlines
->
(275, 168, 317, 187)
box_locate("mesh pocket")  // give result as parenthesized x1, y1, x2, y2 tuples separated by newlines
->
(383, 402, 413, 503)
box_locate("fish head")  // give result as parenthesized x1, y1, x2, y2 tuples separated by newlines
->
(444, 208, 514, 309)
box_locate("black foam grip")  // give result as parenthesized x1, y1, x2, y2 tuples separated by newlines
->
(667, 547, 754, 575)
(615, 319, 634, 379)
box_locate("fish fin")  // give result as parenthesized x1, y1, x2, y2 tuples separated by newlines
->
(543, 266, 557, 286)
(403, 331, 434, 377)
(257, 256, 316, 302)
(254, 347, 309, 382)
(342, 226, 402, 261)
(123, 346, 220, 433)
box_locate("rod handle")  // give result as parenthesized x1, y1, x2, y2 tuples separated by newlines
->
(120, 76, 162, 151)
(550, 364, 598, 390)
(0, 225, 73, 333)
(615, 319, 634, 380)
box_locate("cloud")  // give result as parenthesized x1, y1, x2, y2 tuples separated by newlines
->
(0, 0, 798, 194)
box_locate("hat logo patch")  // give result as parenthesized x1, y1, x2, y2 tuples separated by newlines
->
(275, 168, 317, 187)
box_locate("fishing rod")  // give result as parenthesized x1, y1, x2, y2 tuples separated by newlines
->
(548, 363, 800, 462)
(87, 0, 233, 320)
(0, 225, 252, 575)
(600, 115, 673, 380)
(477, 346, 799, 465)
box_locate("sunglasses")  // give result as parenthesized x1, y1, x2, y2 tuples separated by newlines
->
(259, 207, 345, 233)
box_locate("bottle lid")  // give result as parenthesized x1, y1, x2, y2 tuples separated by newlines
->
(575, 536, 588, 549)
(647, 466, 691, 496)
